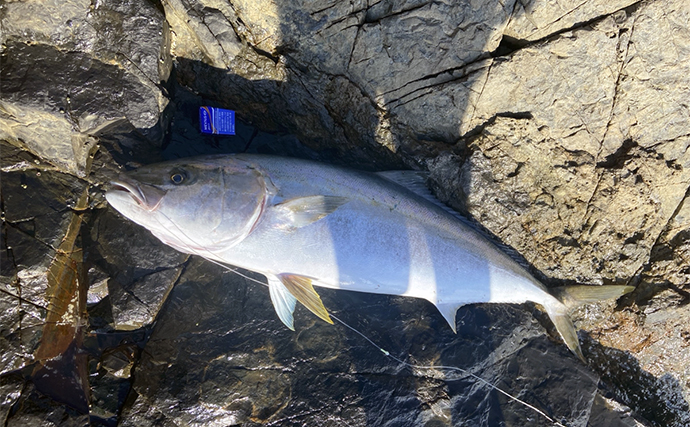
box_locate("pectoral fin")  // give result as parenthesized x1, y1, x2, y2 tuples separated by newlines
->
(274, 195, 348, 229)
(267, 275, 298, 330)
(278, 273, 333, 325)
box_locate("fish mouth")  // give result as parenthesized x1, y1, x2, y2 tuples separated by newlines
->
(108, 179, 164, 212)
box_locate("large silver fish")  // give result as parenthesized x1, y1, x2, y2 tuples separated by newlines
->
(105, 154, 632, 360)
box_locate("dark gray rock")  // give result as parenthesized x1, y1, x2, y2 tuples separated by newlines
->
(1, 0, 689, 425)
(84, 208, 188, 330)
(0, 374, 24, 423)
(120, 258, 599, 427)
(1, 140, 88, 375)
(0, 0, 171, 176)
(3, 381, 89, 427)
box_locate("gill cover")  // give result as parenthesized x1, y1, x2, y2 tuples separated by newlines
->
(108, 157, 272, 253)
(201, 163, 270, 249)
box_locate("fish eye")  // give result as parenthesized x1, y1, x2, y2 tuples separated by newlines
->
(170, 172, 186, 185)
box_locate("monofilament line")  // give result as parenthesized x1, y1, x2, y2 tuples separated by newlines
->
(330, 314, 567, 427)
(208, 258, 567, 427)
(156, 211, 567, 427)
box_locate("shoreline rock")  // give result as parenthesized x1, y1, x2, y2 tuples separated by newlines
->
(1, 0, 688, 425)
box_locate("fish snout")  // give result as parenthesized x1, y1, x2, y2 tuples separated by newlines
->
(107, 179, 166, 212)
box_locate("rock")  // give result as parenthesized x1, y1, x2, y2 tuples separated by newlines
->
(0, 0, 171, 176)
(442, 1, 690, 288)
(504, 0, 640, 43)
(587, 393, 646, 427)
(0, 0, 177, 414)
(85, 208, 188, 330)
(3, 380, 90, 427)
(120, 258, 600, 427)
(1, 140, 89, 376)
(1, 0, 689, 425)
(0, 374, 24, 422)
(161, 82, 323, 161)
(424, 2, 690, 421)
(645, 193, 690, 290)
(87, 342, 139, 424)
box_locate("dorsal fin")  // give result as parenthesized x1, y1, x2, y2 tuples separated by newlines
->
(375, 170, 470, 220)
(375, 170, 431, 198)
(376, 170, 532, 271)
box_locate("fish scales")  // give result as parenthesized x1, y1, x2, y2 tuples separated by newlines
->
(105, 154, 633, 361)
(218, 156, 547, 305)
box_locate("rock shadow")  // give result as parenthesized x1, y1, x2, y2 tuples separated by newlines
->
(581, 332, 690, 427)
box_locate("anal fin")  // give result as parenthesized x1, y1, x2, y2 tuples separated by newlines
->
(268, 275, 298, 330)
(278, 273, 333, 325)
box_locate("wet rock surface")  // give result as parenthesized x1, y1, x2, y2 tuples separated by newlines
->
(121, 258, 600, 427)
(1, 0, 171, 176)
(1, 0, 689, 426)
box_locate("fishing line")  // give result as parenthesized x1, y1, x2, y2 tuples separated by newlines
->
(155, 210, 567, 427)
(330, 314, 567, 427)
(153, 210, 271, 288)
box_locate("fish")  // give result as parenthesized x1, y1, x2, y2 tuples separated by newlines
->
(105, 154, 633, 361)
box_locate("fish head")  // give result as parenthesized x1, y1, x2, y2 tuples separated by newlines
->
(105, 156, 271, 254)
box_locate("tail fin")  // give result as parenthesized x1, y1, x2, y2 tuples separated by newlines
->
(547, 285, 634, 362)
(543, 303, 585, 361)
(552, 285, 635, 310)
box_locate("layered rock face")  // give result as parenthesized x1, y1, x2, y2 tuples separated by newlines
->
(1, 0, 689, 426)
